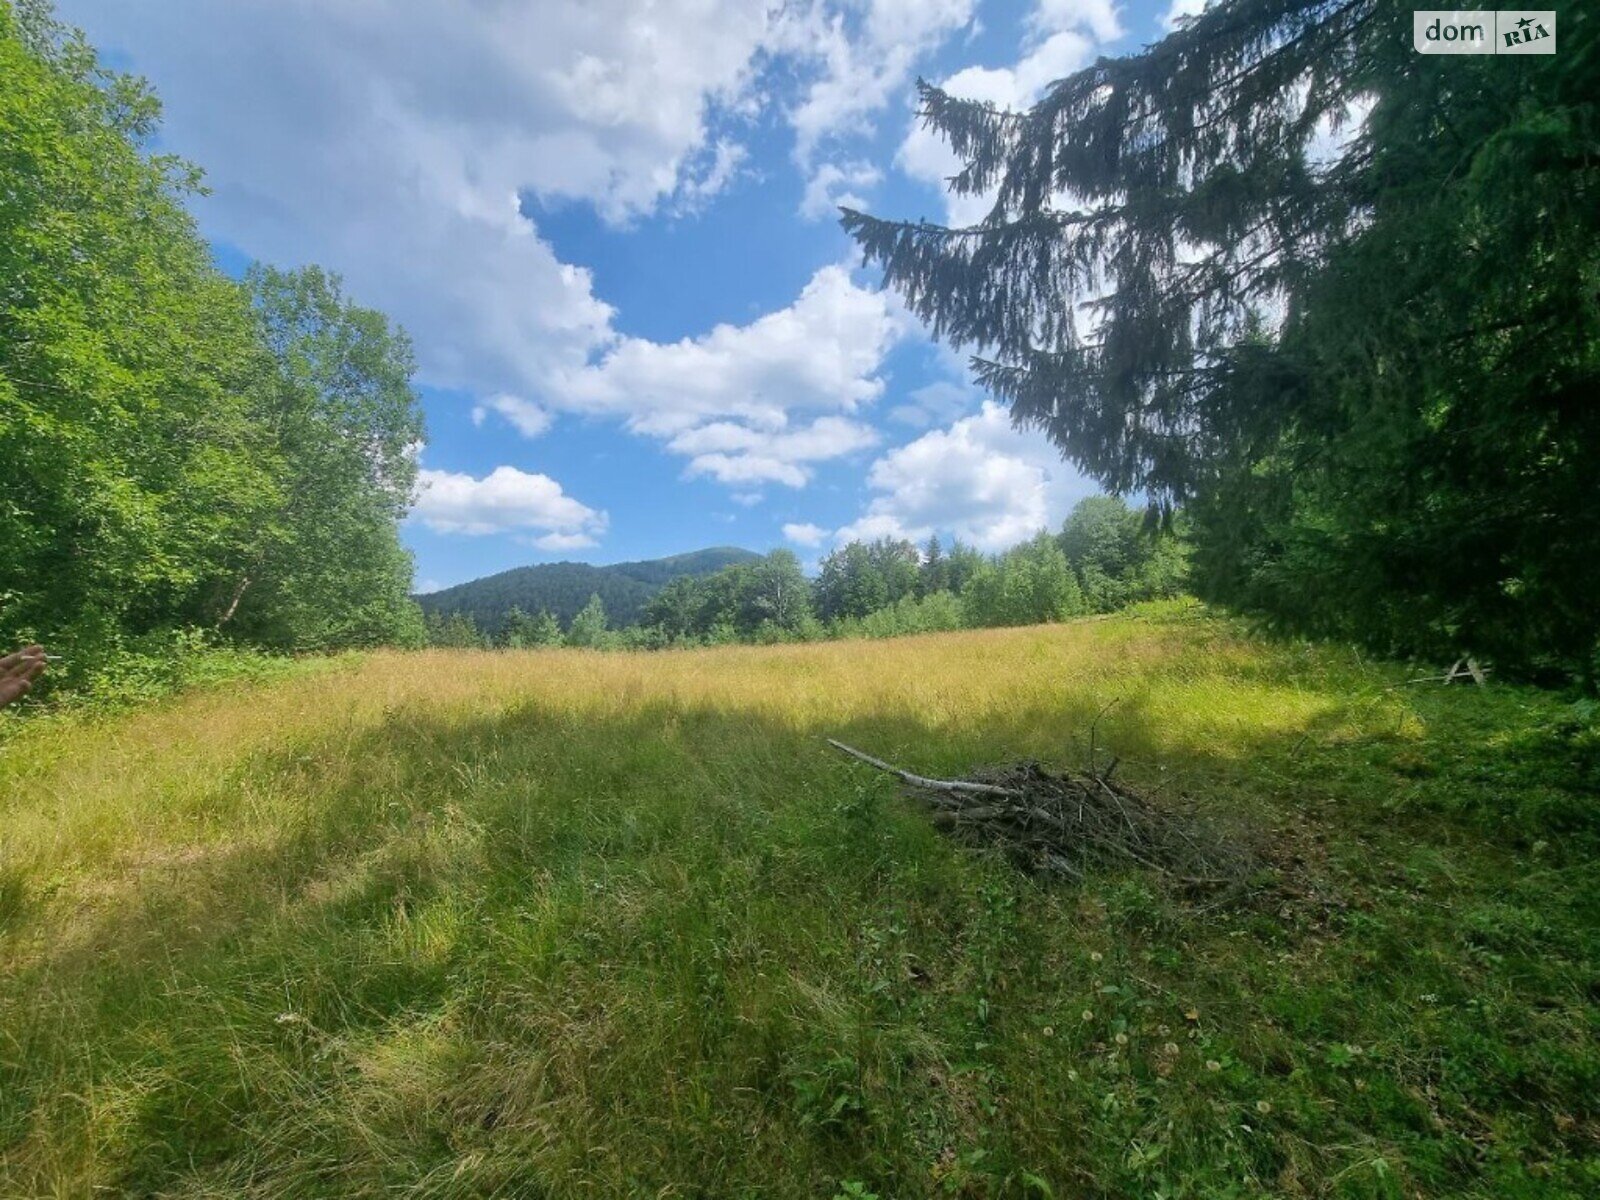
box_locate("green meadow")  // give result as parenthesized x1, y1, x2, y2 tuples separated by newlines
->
(1, 606, 1595, 1197)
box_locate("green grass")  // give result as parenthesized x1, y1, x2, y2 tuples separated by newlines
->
(1, 604, 1595, 1196)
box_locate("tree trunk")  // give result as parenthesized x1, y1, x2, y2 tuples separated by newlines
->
(217, 574, 251, 628)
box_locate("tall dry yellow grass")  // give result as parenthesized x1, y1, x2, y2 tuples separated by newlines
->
(9, 607, 1583, 1198)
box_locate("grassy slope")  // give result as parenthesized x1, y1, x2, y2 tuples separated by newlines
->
(0, 604, 1594, 1197)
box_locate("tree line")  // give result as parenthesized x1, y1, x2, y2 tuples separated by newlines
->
(424, 496, 1189, 650)
(0, 3, 426, 692)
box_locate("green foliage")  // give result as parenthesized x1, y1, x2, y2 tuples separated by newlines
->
(416, 514, 1185, 656)
(564, 594, 609, 648)
(0, 628, 324, 719)
(642, 550, 815, 644)
(222, 264, 425, 652)
(1058, 496, 1190, 613)
(741, 549, 812, 633)
(598, 515, 1191, 648)
(0, 3, 274, 677)
(817, 542, 889, 621)
(963, 534, 1085, 628)
(425, 610, 485, 649)
(843, 0, 1600, 680)
(629, 521, 1178, 648)
(834, 590, 965, 640)
(498, 606, 563, 649)
(815, 538, 924, 621)
(0, 3, 427, 696)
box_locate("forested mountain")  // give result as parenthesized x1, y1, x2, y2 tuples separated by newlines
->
(416, 547, 759, 634)
(420, 499, 1190, 650)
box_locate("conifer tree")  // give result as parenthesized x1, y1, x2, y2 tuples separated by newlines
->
(845, 1, 1600, 676)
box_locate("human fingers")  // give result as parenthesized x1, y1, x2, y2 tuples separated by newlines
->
(0, 645, 45, 672)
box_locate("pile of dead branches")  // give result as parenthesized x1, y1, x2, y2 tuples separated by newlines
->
(827, 738, 1257, 890)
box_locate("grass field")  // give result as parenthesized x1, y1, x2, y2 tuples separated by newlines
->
(1, 604, 1595, 1197)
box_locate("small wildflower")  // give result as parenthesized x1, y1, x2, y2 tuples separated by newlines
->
(1184, 1008, 1200, 1022)
(1114, 1032, 1129, 1046)
(1354, 1079, 1368, 1092)
(1082, 1009, 1094, 1022)
(1089, 951, 1103, 963)
(1206, 1060, 1222, 1072)
(1042, 1026, 1055, 1038)
(1157, 1024, 1171, 1036)
(1256, 1100, 1272, 1115)
(1164, 1042, 1180, 1056)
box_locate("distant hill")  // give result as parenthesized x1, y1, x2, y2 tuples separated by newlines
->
(415, 547, 760, 634)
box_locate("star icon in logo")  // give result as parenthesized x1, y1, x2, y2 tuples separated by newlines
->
(1517, 16, 1533, 29)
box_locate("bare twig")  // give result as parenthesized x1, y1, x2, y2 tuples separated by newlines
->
(1086, 699, 1122, 776)
(825, 739, 1024, 798)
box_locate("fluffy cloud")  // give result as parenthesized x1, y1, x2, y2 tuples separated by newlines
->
(835, 402, 1096, 550)
(471, 395, 553, 439)
(412, 466, 608, 545)
(897, 1, 1116, 226)
(57, 0, 775, 411)
(675, 139, 752, 214)
(560, 266, 902, 434)
(781, 0, 978, 164)
(553, 265, 903, 481)
(54, 0, 994, 530)
(58, 1, 965, 417)
(58, 0, 1114, 553)
(668, 416, 879, 486)
(1031, 0, 1124, 42)
(800, 161, 882, 220)
(783, 522, 829, 547)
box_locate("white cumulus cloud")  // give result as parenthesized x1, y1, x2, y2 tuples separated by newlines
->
(800, 160, 883, 220)
(471, 395, 554, 439)
(779, 0, 978, 165)
(835, 401, 1096, 550)
(412, 466, 608, 544)
(669, 416, 880, 487)
(553, 265, 903, 484)
(782, 522, 829, 547)
(55, 0, 775, 412)
(1031, 0, 1125, 42)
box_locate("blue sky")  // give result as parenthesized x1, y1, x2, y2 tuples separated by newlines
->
(59, 0, 1188, 591)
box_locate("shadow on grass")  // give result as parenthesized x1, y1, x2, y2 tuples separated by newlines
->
(2, 689, 1594, 1197)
